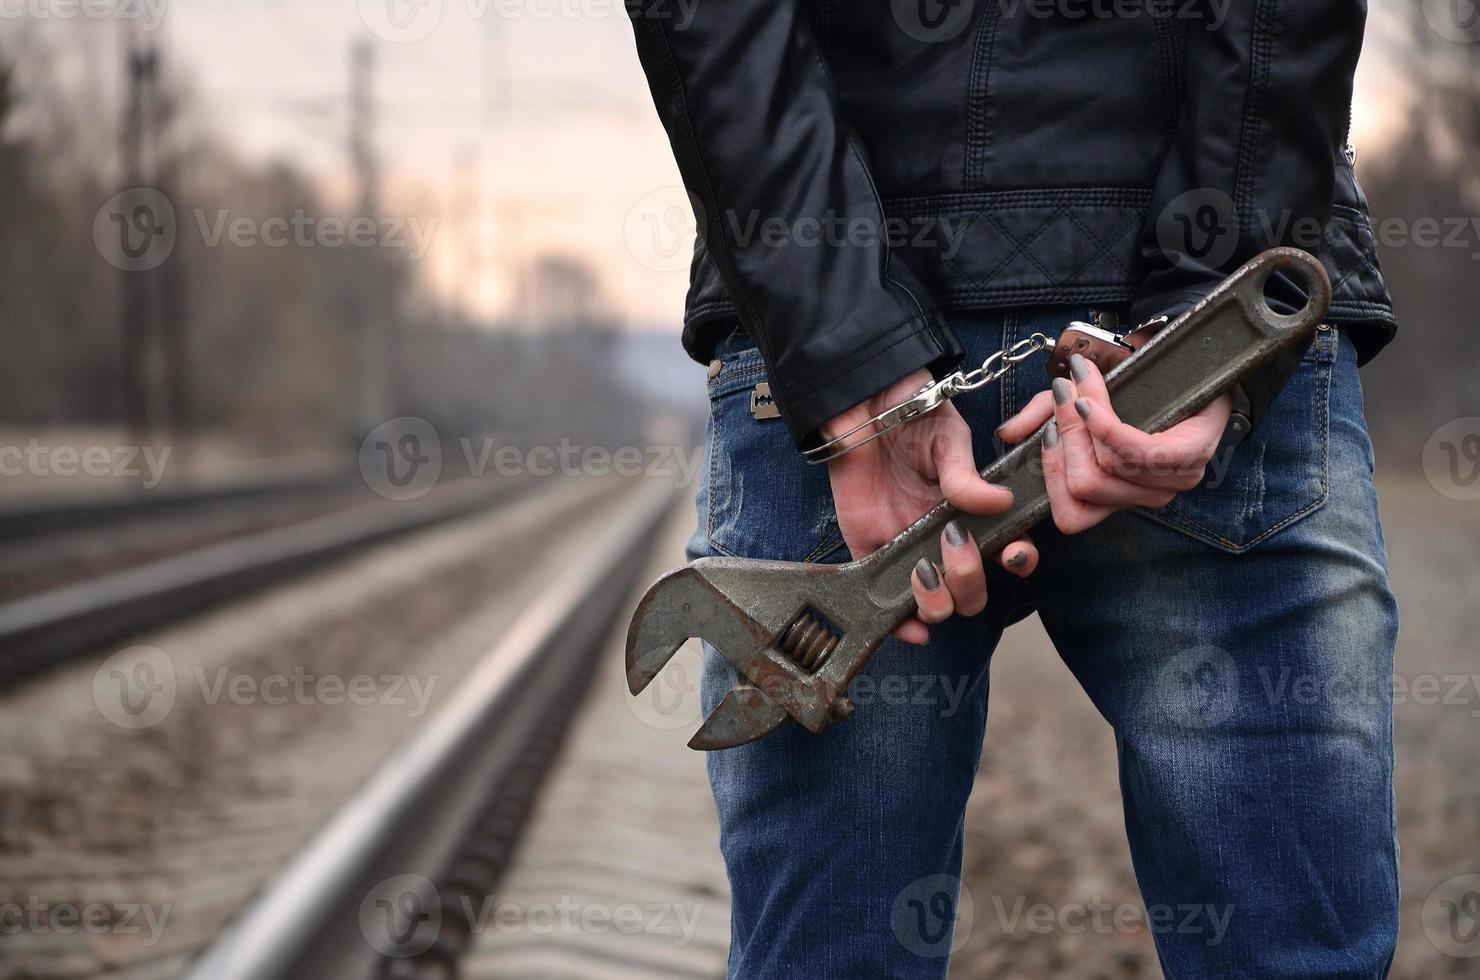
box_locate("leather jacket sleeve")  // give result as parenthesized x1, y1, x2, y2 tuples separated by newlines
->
(1129, 0, 1368, 434)
(626, 0, 962, 449)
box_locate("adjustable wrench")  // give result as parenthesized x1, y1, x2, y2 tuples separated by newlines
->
(627, 248, 1331, 750)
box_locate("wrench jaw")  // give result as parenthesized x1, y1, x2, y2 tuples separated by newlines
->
(687, 684, 789, 751)
(687, 632, 874, 749)
(625, 556, 871, 748)
(625, 565, 732, 696)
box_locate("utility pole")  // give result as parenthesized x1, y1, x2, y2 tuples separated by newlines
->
(154, 74, 192, 458)
(119, 24, 163, 446)
(347, 39, 387, 442)
(349, 39, 380, 218)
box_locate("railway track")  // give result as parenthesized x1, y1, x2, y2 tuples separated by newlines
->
(0, 469, 358, 543)
(178, 479, 680, 980)
(0, 473, 531, 681)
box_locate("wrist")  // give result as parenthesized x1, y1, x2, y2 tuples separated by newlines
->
(821, 369, 934, 442)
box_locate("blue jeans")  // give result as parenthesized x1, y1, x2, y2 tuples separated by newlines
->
(690, 308, 1399, 978)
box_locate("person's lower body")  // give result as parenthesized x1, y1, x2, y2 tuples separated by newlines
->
(690, 307, 1399, 978)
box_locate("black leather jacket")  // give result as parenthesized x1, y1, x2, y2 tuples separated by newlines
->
(628, 0, 1395, 448)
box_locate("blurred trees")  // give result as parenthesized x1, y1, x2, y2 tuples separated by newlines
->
(0, 26, 656, 462)
(1359, 4, 1480, 459)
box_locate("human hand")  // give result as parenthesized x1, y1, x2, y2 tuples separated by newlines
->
(823, 370, 1038, 645)
(996, 353, 1232, 534)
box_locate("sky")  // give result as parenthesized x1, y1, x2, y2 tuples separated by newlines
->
(10, 0, 1412, 331)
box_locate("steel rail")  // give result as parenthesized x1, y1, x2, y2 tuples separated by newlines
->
(0, 475, 534, 680)
(0, 469, 357, 541)
(179, 479, 677, 980)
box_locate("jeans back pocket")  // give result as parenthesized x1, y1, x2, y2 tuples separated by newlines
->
(1136, 325, 1341, 553)
(704, 341, 845, 563)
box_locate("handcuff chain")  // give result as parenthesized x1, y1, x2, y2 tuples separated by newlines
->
(803, 332, 1055, 465)
(951, 333, 1054, 393)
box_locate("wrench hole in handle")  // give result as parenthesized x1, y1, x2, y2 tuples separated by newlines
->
(1255, 248, 1333, 331)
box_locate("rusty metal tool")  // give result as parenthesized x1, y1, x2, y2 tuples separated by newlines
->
(627, 247, 1332, 750)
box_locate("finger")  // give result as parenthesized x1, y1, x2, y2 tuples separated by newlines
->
(996, 389, 1055, 444)
(997, 537, 1038, 578)
(929, 419, 1014, 515)
(1065, 355, 1145, 475)
(940, 520, 988, 617)
(1060, 460, 1180, 509)
(1054, 377, 1187, 507)
(892, 617, 930, 645)
(912, 558, 954, 625)
(1074, 398, 1208, 489)
(1066, 351, 1112, 403)
(1042, 419, 1115, 534)
(1075, 394, 1230, 487)
(1051, 375, 1113, 491)
(1069, 352, 1228, 459)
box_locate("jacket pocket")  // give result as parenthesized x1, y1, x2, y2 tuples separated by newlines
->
(705, 342, 846, 562)
(1134, 325, 1340, 553)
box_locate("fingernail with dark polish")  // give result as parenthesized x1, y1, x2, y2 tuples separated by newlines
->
(915, 558, 940, 591)
(1075, 398, 1091, 420)
(1052, 377, 1073, 405)
(1069, 353, 1090, 381)
(944, 520, 967, 547)
(1044, 419, 1060, 448)
(1007, 550, 1029, 569)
